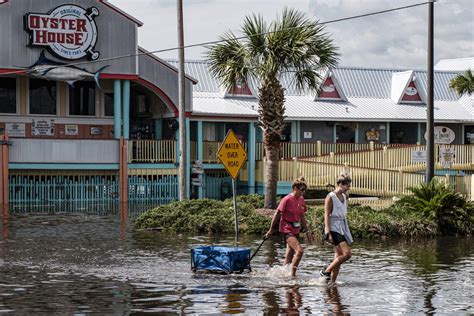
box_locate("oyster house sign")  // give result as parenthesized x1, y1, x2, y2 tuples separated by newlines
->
(24, 5, 100, 60)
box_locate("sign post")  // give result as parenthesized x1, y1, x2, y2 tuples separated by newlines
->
(217, 130, 247, 244)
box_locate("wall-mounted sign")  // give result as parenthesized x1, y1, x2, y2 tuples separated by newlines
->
(405, 86, 418, 96)
(5, 123, 26, 137)
(32, 119, 54, 136)
(303, 132, 312, 139)
(65, 124, 79, 136)
(424, 126, 455, 144)
(322, 84, 335, 93)
(192, 160, 204, 174)
(411, 150, 426, 163)
(90, 126, 103, 135)
(439, 147, 455, 168)
(25, 5, 100, 60)
(365, 128, 380, 141)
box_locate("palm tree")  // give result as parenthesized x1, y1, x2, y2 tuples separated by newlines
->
(449, 70, 474, 95)
(207, 8, 338, 208)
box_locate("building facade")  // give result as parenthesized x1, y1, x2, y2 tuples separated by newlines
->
(1, 0, 473, 207)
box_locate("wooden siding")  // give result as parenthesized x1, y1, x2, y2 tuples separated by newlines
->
(9, 138, 119, 163)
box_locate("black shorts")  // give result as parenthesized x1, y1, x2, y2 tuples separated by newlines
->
(330, 231, 347, 246)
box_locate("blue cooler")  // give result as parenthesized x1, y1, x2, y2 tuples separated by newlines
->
(191, 246, 251, 274)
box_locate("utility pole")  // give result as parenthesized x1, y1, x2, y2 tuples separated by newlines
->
(177, 0, 187, 200)
(426, 0, 435, 182)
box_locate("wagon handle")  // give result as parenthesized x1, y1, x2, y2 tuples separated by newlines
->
(249, 236, 267, 263)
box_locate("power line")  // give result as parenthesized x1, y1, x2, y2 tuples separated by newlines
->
(0, 1, 429, 77)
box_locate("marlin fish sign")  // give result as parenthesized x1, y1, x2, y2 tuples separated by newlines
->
(25, 50, 108, 89)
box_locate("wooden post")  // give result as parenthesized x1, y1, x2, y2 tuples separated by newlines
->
(119, 137, 129, 203)
(382, 146, 388, 169)
(398, 169, 403, 194)
(369, 141, 375, 151)
(0, 133, 9, 205)
(470, 175, 474, 202)
(316, 140, 322, 157)
(292, 157, 298, 180)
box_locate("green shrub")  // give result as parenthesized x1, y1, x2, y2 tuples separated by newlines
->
(395, 179, 474, 235)
(134, 197, 270, 234)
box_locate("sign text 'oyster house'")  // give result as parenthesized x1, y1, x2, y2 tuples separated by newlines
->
(24, 4, 100, 60)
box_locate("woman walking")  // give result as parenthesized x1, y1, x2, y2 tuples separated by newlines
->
(265, 177, 313, 277)
(320, 173, 353, 282)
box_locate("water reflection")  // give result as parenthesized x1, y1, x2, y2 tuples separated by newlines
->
(323, 284, 350, 315)
(0, 206, 472, 314)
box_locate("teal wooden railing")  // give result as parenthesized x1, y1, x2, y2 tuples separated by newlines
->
(128, 175, 179, 203)
(9, 175, 119, 204)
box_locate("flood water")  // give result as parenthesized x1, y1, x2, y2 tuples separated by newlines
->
(0, 205, 473, 314)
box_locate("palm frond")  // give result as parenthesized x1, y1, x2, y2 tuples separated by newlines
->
(449, 69, 474, 95)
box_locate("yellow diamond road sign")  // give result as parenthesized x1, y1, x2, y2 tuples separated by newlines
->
(217, 129, 247, 180)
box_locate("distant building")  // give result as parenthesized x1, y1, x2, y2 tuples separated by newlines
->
(434, 57, 474, 71)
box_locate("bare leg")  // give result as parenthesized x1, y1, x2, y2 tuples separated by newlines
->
(284, 242, 295, 266)
(286, 236, 304, 277)
(325, 242, 351, 282)
(330, 248, 342, 282)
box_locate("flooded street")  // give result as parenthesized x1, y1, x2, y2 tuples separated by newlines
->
(0, 206, 473, 314)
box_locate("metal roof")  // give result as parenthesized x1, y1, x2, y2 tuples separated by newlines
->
(434, 57, 474, 71)
(172, 60, 474, 122)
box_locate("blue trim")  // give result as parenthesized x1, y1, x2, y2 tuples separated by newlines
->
(355, 123, 359, 143)
(417, 122, 421, 144)
(127, 163, 223, 169)
(128, 163, 177, 169)
(197, 120, 203, 198)
(122, 80, 130, 139)
(254, 181, 292, 195)
(9, 163, 119, 170)
(114, 80, 122, 139)
(248, 122, 256, 194)
(386, 122, 390, 144)
(296, 121, 301, 142)
(155, 119, 162, 140)
(175, 119, 180, 163)
(186, 117, 191, 198)
(291, 121, 297, 142)
(203, 164, 225, 169)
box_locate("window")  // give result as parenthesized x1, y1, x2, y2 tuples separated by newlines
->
(69, 81, 95, 116)
(29, 79, 57, 115)
(0, 77, 17, 114)
(104, 92, 114, 116)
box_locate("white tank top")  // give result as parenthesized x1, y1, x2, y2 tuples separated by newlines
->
(328, 191, 353, 244)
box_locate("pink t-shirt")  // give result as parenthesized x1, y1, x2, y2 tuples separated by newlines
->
(278, 194, 307, 234)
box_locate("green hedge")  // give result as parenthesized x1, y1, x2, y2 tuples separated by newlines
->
(134, 191, 473, 238)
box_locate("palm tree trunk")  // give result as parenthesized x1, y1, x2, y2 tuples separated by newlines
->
(264, 144, 280, 208)
(259, 77, 286, 209)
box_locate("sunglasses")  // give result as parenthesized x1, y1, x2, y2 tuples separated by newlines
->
(297, 186, 307, 192)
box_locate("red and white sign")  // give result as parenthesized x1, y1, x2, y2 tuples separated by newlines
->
(319, 77, 341, 99)
(401, 81, 422, 102)
(25, 5, 100, 60)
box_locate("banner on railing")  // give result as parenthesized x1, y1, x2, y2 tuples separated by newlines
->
(411, 150, 426, 163)
(439, 147, 455, 168)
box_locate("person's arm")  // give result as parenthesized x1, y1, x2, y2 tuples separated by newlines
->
(324, 195, 333, 242)
(265, 198, 286, 239)
(264, 210, 280, 239)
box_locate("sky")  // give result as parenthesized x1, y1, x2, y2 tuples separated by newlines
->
(109, 0, 473, 69)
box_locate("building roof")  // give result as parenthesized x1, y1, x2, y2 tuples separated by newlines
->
(434, 57, 474, 71)
(171, 60, 474, 122)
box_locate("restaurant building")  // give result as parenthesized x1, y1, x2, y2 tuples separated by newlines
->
(1, 0, 473, 207)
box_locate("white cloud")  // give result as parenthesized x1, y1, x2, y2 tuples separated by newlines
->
(109, 0, 473, 68)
